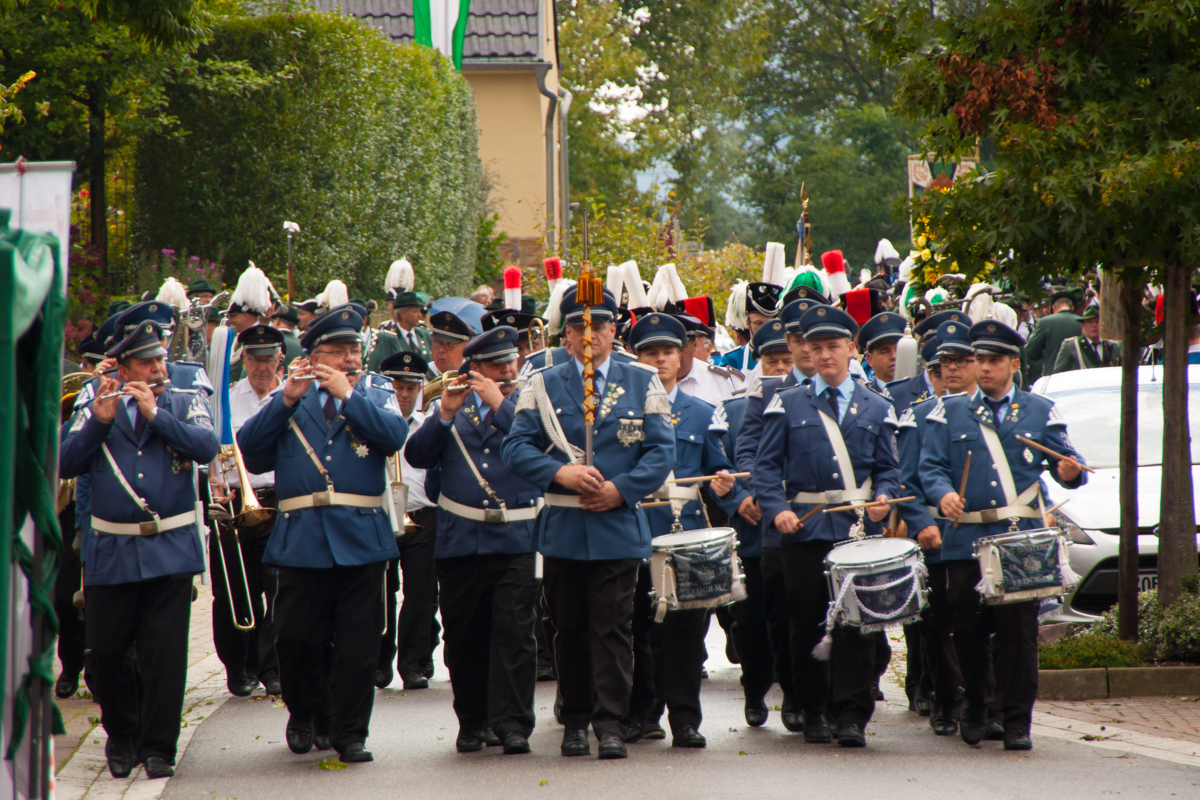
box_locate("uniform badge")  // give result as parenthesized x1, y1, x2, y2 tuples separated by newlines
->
(617, 418, 645, 447)
(356, 444, 370, 458)
(849, 403, 858, 415)
(1023, 448, 1034, 464)
(599, 383, 624, 419)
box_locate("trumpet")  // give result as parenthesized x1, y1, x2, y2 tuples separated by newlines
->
(528, 317, 547, 353)
(95, 379, 170, 401)
(212, 439, 276, 631)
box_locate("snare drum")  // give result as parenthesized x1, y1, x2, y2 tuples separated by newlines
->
(973, 528, 1080, 605)
(823, 537, 927, 629)
(649, 527, 746, 622)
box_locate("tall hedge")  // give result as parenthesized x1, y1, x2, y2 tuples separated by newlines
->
(135, 11, 483, 299)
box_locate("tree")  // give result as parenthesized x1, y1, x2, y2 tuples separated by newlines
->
(868, 0, 1199, 612)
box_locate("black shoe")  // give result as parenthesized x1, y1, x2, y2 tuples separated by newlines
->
(672, 725, 707, 748)
(338, 742, 374, 763)
(456, 730, 486, 752)
(745, 698, 769, 727)
(375, 665, 394, 689)
(960, 708, 986, 746)
(701, 669, 709, 680)
(536, 663, 557, 682)
(420, 661, 435, 679)
(1003, 730, 1033, 751)
(624, 720, 645, 743)
(597, 732, 628, 759)
(402, 673, 429, 690)
(803, 712, 833, 744)
(142, 756, 175, 779)
(227, 673, 255, 698)
(837, 722, 867, 747)
(55, 673, 79, 699)
(503, 731, 531, 754)
(781, 710, 805, 733)
(105, 738, 135, 779)
(725, 637, 740, 664)
(483, 727, 502, 747)
(643, 720, 666, 740)
(263, 677, 282, 696)
(553, 692, 564, 725)
(561, 728, 590, 757)
(930, 715, 959, 736)
(872, 685, 885, 701)
(913, 694, 933, 717)
(286, 714, 315, 754)
(984, 716, 1006, 741)
(314, 734, 331, 751)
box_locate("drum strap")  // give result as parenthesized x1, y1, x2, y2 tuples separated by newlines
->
(817, 409, 860, 493)
(449, 424, 517, 522)
(977, 422, 1018, 503)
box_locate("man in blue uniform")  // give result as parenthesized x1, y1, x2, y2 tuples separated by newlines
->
(60, 321, 219, 780)
(501, 289, 674, 760)
(919, 320, 1086, 751)
(624, 314, 742, 748)
(857, 312, 908, 395)
(238, 304, 408, 764)
(405, 326, 543, 755)
(887, 310, 966, 415)
(755, 306, 901, 748)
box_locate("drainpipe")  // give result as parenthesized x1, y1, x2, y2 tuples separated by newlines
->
(534, 63, 557, 252)
(557, 85, 573, 260)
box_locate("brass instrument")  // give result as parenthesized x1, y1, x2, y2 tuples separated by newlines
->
(389, 453, 420, 536)
(212, 438, 275, 630)
(528, 317, 547, 354)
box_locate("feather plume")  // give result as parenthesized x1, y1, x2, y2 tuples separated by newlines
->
(898, 255, 914, 281)
(621, 261, 648, 309)
(606, 262, 626, 300)
(386, 257, 414, 293)
(874, 238, 900, 265)
(646, 267, 668, 310)
(230, 262, 276, 315)
(821, 250, 850, 298)
(725, 280, 749, 330)
(503, 265, 522, 310)
(155, 277, 190, 309)
(546, 280, 576, 336)
(317, 279, 349, 311)
(894, 335, 918, 379)
(762, 242, 787, 287)
(660, 262, 688, 305)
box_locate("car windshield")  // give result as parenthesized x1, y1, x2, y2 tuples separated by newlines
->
(1042, 383, 1200, 469)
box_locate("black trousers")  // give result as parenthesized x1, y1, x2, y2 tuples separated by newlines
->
(273, 561, 386, 750)
(380, 505, 439, 677)
(210, 511, 277, 683)
(436, 552, 538, 736)
(85, 574, 193, 763)
(760, 548, 795, 709)
(924, 561, 964, 716)
(780, 539, 878, 728)
(945, 560, 1038, 733)
(54, 509, 86, 678)
(903, 617, 933, 702)
(543, 556, 639, 738)
(731, 556, 774, 703)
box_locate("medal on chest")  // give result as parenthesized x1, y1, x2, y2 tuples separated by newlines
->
(617, 417, 645, 447)
(599, 384, 624, 419)
(346, 424, 370, 458)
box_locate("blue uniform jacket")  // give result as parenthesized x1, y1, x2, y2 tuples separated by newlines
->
(756, 380, 901, 543)
(238, 382, 408, 568)
(60, 388, 219, 585)
(644, 392, 746, 536)
(919, 388, 1087, 561)
(886, 373, 932, 416)
(404, 393, 540, 558)
(713, 344, 756, 373)
(716, 396, 760, 557)
(500, 358, 675, 560)
(521, 346, 635, 377)
(733, 372, 807, 549)
(896, 395, 945, 564)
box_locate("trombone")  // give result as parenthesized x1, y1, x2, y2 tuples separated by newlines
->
(211, 438, 275, 631)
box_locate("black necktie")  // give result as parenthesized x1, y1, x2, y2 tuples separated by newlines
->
(133, 405, 146, 439)
(323, 393, 337, 424)
(482, 407, 495, 430)
(824, 386, 840, 419)
(986, 397, 1006, 427)
(802, 377, 812, 386)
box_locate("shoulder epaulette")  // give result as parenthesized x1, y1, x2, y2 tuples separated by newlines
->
(707, 363, 731, 379)
(726, 366, 745, 381)
(926, 396, 947, 424)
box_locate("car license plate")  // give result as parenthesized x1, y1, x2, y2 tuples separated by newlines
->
(1139, 571, 1158, 592)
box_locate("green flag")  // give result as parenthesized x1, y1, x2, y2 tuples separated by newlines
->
(413, 0, 472, 70)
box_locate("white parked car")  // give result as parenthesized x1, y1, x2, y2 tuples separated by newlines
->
(1032, 365, 1200, 622)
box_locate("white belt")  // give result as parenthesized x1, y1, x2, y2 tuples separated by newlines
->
(543, 493, 582, 508)
(648, 484, 701, 502)
(91, 511, 196, 536)
(277, 491, 383, 513)
(925, 505, 1043, 524)
(790, 488, 874, 505)
(437, 494, 542, 523)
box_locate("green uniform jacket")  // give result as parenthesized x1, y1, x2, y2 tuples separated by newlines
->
(365, 327, 404, 373)
(388, 324, 433, 361)
(281, 329, 304, 370)
(1052, 336, 1122, 374)
(1024, 310, 1082, 384)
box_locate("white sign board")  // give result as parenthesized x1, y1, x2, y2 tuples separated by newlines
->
(0, 160, 76, 280)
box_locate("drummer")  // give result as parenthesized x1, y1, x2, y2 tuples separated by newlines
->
(918, 320, 1086, 751)
(625, 314, 742, 749)
(754, 306, 901, 748)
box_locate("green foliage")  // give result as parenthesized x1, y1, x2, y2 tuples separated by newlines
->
(1039, 632, 1147, 670)
(134, 10, 484, 300)
(1093, 589, 1200, 664)
(474, 211, 507, 289)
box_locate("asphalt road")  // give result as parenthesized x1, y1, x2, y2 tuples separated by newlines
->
(164, 626, 1199, 800)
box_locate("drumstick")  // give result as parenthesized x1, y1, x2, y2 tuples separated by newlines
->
(665, 472, 751, 484)
(639, 500, 673, 508)
(953, 451, 971, 529)
(822, 496, 917, 513)
(1045, 497, 1071, 516)
(1015, 435, 1095, 473)
(794, 503, 825, 527)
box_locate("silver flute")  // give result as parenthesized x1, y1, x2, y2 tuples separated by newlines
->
(95, 379, 171, 401)
(289, 368, 364, 381)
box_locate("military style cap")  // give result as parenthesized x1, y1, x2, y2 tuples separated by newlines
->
(746, 282, 783, 317)
(113, 301, 175, 339)
(481, 309, 542, 338)
(107, 320, 169, 361)
(751, 319, 788, 356)
(76, 331, 104, 359)
(107, 299, 132, 318)
(1050, 286, 1081, 307)
(674, 312, 714, 340)
(463, 326, 520, 363)
(379, 350, 429, 381)
(914, 310, 968, 341)
(428, 310, 475, 342)
(922, 337, 941, 367)
(857, 312, 907, 352)
(936, 319, 973, 355)
(206, 306, 224, 324)
(273, 304, 301, 325)
(780, 298, 824, 333)
(970, 320, 1024, 355)
(1080, 303, 1100, 320)
(187, 278, 217, 297)
(392, 290, 423, 309)
(300, 303, 365, 352)
(799, 304, 859, 340)
(237, 324, 285, 356)
(560, 287, 620, 325)
(780, 282, 829, 308)
(629, 313, 686, 353)
(294, 298, 321, 313)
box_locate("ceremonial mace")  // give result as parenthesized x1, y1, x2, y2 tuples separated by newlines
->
(575, 210, 604, 467)
(284, 221, 300, 300)
(793, 182, 812, 269)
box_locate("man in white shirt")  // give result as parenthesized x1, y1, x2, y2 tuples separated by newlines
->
(209, 325, 284, 698)
(376, 351, 440, 690)
(675, 314, 744, 405)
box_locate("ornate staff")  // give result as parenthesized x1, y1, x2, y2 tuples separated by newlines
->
(284, 221, 300, 300)
(575, 211, 604, 467)
(793, 182, 812, 269)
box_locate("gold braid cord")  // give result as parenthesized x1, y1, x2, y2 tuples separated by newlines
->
(575, 267, 604, 466)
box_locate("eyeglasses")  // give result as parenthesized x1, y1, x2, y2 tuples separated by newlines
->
(312, 347, 362, 360)
(940, 356, 975, 368)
